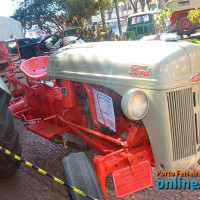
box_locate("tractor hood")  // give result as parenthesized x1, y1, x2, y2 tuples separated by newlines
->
(47, 41, 200, 91)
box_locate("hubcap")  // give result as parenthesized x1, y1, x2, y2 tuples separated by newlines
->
(178, 17, 193, 32)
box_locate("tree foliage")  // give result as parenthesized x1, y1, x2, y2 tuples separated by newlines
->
(13, 0, 99, 31)
(129, 0, 138, 13)
(13, 0, 68, 30)
(96, 0, 113, 31)
(156, 8, 173, 32)
(107, 0, 128, 20)
(62, 0, 98, 20)
(187, 8, 200, 24)
(129, 0, 152, 13)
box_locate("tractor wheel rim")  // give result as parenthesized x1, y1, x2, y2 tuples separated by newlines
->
(178, 17, 193, 32)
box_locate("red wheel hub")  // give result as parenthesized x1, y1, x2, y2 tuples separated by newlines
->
(178, 16, 193, 32)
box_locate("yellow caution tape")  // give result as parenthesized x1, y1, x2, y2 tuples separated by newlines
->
(0, 145, 98, 200)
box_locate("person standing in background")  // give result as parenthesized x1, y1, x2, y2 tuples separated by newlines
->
(8, 35, 15, 40)
(40, 30, 47, 41)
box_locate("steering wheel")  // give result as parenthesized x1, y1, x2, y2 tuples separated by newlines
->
(37, 26, 82, 56)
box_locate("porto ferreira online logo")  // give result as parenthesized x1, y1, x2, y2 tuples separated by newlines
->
(129, 65, 150, 76)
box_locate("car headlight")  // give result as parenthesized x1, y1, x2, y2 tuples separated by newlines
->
(121, 89, 149, 120)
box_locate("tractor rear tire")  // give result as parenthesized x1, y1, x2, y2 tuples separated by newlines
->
(62, 152, 105, 200)
(0, 89, 21, 178)
(176, 13, 195, 36)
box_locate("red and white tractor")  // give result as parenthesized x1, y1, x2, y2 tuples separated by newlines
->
(1, 27, 200, 199)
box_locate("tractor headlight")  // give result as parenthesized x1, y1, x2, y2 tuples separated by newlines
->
(121, 89, 149, 121)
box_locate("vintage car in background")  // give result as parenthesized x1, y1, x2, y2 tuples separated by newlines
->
(106, 18, 127, 36)
(6, 38, 39, 59)
(126, 11, 157, 39)
(166, 0, 200, 36)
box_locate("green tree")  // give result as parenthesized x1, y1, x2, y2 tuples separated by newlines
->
(63, 0, 98, 20)
(129, 0, 138, 13)
(107, 0, 128, 20)
(156, 8, 173, 33)
(146, 0, 152, 11)
(139, 0, 153, 11)
(13, 0, 99, 31)
(13, 0, 68, 30)
(96, 0, 113, 31)
(129, 0, 152, 13)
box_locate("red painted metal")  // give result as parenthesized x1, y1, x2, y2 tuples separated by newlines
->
(0, 41, 19, 76)
(0, 41, 20, 67)
(27, 121, 68, 139)
(129, 65, 150, 76)
(7, 56, 155, 197)
(61, 80, 77, 108)
(94, 146, 154, 199)
(15, 38, 22, 63)
(170, 9, 200, 31)
(126, 124, 150, 148)
(20, 56, 49, 80)
(113, 161, 153, 197)
(0, 40, 24, 97)
(190, 73, 200, 83)
(82, 83, 102, 130)
(65, 123, 115, 155)
(58, 116, 128, 150)
(5, 72, 27, 96)
(0, 41, 9, 60)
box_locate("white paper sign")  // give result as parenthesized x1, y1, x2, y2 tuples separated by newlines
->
(92, 88, 116, 132)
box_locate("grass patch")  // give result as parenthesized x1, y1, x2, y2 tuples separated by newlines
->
(192, 39, 200, 45)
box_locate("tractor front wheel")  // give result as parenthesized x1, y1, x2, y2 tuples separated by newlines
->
(0, 89, 21, 178)
(176, 13, 195, 36)
(62, 152, 105, 200)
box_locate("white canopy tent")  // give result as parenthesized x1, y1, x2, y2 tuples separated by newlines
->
(0, 16, 24, 41)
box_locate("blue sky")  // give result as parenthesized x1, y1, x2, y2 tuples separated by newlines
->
(0, 0, 18, 17)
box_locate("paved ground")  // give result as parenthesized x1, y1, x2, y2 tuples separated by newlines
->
(0, 119, 200, 200)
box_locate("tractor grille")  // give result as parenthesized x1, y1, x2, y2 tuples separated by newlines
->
(167, 88, 197, 161)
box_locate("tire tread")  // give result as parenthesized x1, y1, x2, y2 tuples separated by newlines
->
(0, 89, 21, 178)
(62, 152, 105, 200)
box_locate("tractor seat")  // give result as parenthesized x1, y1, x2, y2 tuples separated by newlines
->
(20, 56, 49, 80)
